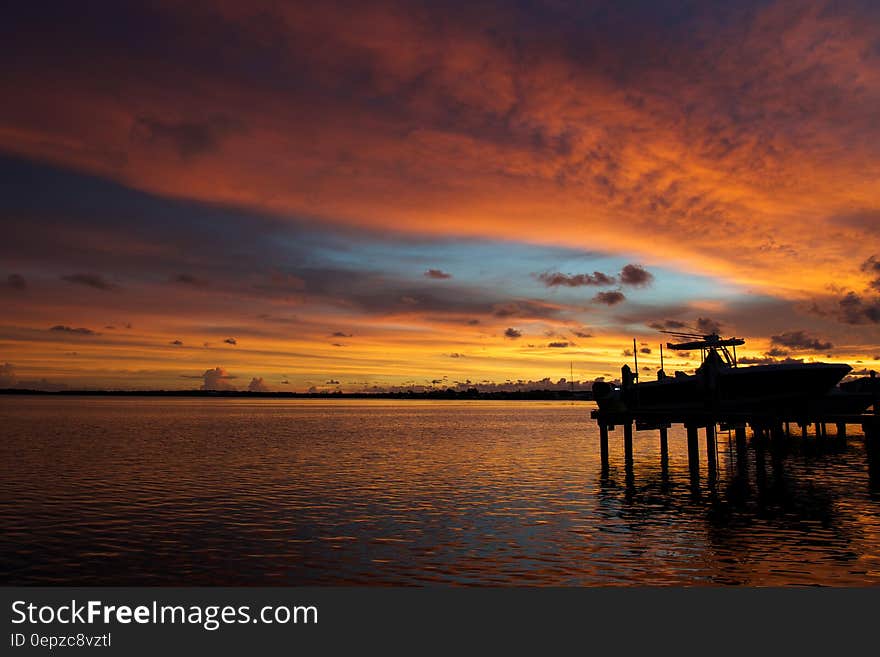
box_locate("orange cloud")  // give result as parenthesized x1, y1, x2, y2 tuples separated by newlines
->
(1, 1, 879, 389)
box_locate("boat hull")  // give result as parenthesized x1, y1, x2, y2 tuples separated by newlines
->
(608, 363, 852, 414)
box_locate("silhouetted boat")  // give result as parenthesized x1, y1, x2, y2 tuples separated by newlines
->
(814, 385, 874, 415)
(592, 332, 851, 415)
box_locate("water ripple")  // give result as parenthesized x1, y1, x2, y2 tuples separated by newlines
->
(1, 397, 879, 585)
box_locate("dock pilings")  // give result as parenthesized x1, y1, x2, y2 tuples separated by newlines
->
(592, 408, 880, 475)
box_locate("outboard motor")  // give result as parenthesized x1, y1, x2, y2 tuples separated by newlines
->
(592, 380, 627, 413)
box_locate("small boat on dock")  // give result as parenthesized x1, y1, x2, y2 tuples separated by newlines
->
(592, 331, 852, 415)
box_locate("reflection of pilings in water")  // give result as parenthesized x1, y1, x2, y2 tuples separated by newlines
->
(770, 423, 787, 461)
(599, 423, 609, 474)
(686, 424, 700, 495)
(659, 425, 669, 474)
(623, 420, 633, 470)
(771, 423, 785, 443)
(659, 424, 670, 489)
(754, 433, 767, 493)
(623, 420, 635, 492)
(706, 423, 717, 480)
(735, 426, 748, 456)
(686, 424, 699, 478)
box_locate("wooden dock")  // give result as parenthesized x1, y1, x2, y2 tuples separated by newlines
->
(591, 406, 880, 477)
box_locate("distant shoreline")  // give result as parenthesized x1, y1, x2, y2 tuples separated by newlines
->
(0, 388, 594, 401)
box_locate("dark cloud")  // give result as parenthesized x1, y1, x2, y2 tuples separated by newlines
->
(325, 379, 340, 385)
(50, 325, 96, 335)
(171, 273, 206, 286)
(571, 329, 592, 338)
(6, 274, 26, 290)
(424, 269, 452, 279)
(862, 255, 880, 275)
(446, 352, 465, 358)
(537, 271, 615, 287)
(695, 317, 722, 334)
(547, 342, 569, 348)
(200, 366, 236, 391)
(504, 327, 522, 339)
(363, 376, 599, 394)
(132, 115, 245, 160)
(248, 376, 270, 392)
(11, 377, 69, 392)
(593, 290, 625, 306)
(810, 261, 880, 326)
(639, 347, 652, 354)
(170, 339, 183, 345)
(331, 331, 352, 337)
(0, 362, 16, 387)
(258, 314, 300, 324)
(619, 264, 654, 287)
(770, 330, 833, 351)
(259, 271, 307, 293)
(831, 211, 880, 235)
(331, 342, 346, 347)
(61, 273, 117, 290)
(648, 319, 687, 330)
(224, 337, 237, 345)
(862, 256, 880, 291)
(492, 300, 562, 319)
(838, 291, 880, 324)
(766, 347, 789, 357)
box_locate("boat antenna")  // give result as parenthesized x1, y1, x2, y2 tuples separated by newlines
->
(633, 338, 639, 382)
(660, 343, 664, 372)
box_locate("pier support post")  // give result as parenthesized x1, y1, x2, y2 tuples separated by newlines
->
(771, 423, 785, 445)
(659, 425, 668, 467)
(623, 420, 633, 468)
(599, 423, 609, 469)
(686, 424, 699, 477)
(705, 423, 717, 478)
(735, 426, 747, 454)
(836, 422, 847, 442)
(784, 421, 790, 437)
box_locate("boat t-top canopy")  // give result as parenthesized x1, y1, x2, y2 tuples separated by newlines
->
(661, 331, 745, 368)
(663, 332, 745, 351)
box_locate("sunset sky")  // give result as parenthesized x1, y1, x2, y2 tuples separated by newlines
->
(1, 0, 879, 391)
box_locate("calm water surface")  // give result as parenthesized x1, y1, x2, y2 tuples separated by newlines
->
(2, 397, 880, 585)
